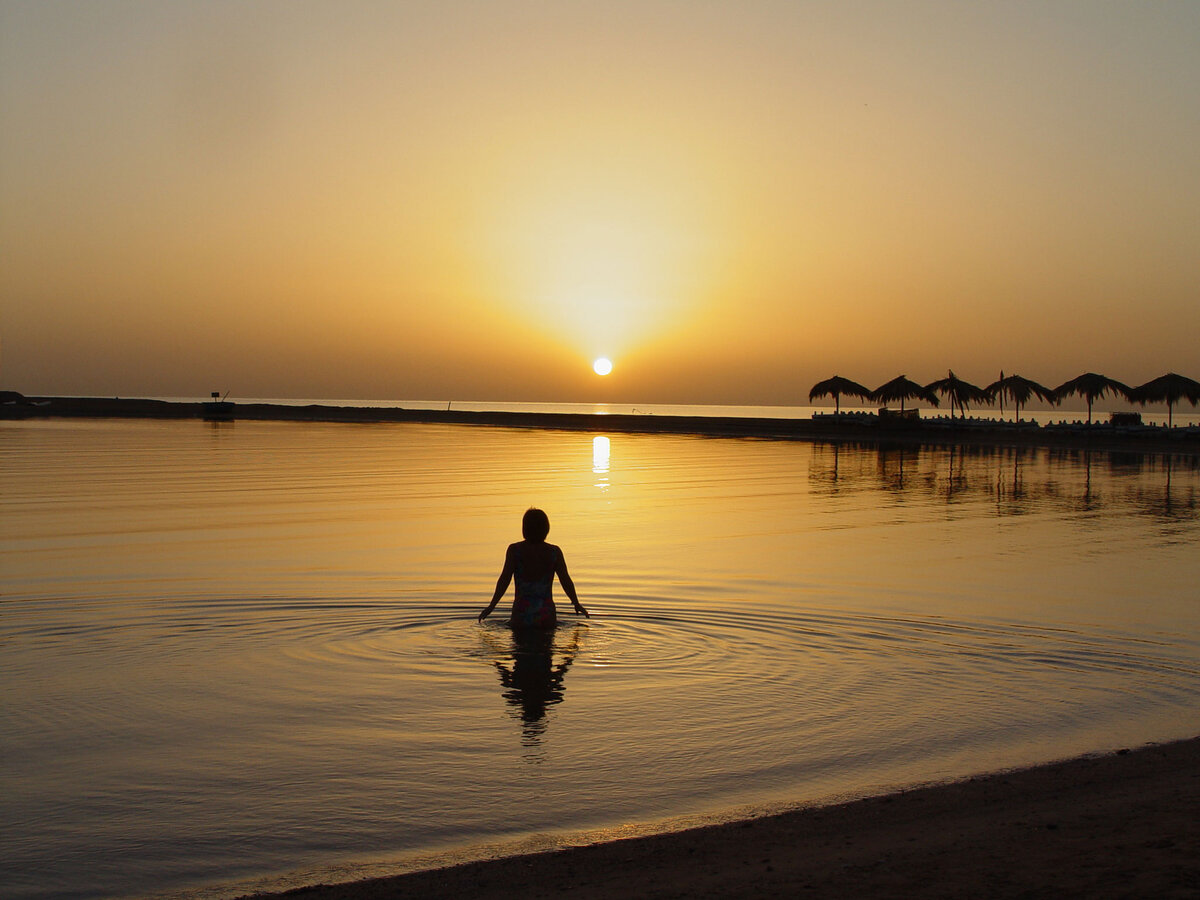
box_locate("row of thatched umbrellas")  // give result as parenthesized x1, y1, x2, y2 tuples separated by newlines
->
(810, 372, 1200, 426)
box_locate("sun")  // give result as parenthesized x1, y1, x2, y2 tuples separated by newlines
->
(593, 357, 613, 376)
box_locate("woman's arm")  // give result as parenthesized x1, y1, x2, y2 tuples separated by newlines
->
(479, 545, 516, 621)
(555, 551, 589, 617)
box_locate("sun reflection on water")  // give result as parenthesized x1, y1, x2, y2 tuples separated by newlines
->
(592, 435, 611, 491)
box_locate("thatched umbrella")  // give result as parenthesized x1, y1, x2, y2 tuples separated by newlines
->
(1052, 373, 1131, 425)
(1130, 373, 1200, 427)
(986, 373, 1055, 422)
(871, 375, 940, 413)
(809, 375, 873, 414)
(925, 370, 990, 419)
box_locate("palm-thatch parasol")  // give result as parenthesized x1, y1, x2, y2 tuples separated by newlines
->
(1129, 373, 1200, 427)
(871, 375, 940, 413)
(1052, 373, 1132, 425)
(925, 370, 990, 419)
(985, 373, 1055, 422)
(809, 375, 873, 414)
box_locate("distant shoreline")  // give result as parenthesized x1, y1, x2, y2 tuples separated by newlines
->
(3, 394, 1199, 455)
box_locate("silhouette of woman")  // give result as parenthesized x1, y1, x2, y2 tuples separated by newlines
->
(478, 508, 589, 628)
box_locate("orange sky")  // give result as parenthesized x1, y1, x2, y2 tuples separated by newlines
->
(2, 1, 1198, 404)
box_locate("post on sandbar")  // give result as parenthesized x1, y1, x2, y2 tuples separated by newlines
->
(204, 390, 235, 421)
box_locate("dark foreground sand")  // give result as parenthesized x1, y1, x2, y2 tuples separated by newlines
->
(248, 737, 1200, 900)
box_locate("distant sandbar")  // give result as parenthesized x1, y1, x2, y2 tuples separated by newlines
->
(3, 394, 1199, 456)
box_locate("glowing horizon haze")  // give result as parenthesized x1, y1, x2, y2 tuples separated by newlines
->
(2, 1, 1198, 404)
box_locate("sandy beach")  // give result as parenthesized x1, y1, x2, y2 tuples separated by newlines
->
(244, 737, 1200, 900)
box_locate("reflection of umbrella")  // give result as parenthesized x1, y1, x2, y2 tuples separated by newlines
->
(926, 370, 990, 419)
(1052, 373, 1131, 425)
(871, 375, 940, 413)
(809, 375, 873, 414)
(1130, 373, 1200, 427)
(986, 373, 1055, 422)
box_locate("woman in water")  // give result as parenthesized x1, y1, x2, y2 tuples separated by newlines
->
(479, 508, 589, 627)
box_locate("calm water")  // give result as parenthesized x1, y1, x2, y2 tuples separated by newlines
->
(3, 418, 1199, 899)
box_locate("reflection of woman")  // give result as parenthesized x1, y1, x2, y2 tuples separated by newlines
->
(479, 508, 589, 628)
(492, 625, 583, 744)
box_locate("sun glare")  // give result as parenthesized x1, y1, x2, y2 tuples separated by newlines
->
(593, 357, 613, 376)
(472, 145, 728, 369)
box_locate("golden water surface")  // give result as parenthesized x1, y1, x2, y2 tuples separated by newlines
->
(2, 419, 1199, 899)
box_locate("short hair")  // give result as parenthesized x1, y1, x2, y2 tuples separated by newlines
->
(522, 507, 550, 541)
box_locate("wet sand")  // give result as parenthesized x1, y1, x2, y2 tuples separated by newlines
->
(247, 737, 1200, 900)
(5, 395, 1200, 456)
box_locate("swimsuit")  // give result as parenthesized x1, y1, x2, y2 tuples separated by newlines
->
(510, 543, 558, 629)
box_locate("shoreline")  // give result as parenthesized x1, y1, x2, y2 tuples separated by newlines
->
(4, 395, 1200, 456)
(243, 736, 1200, 899)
